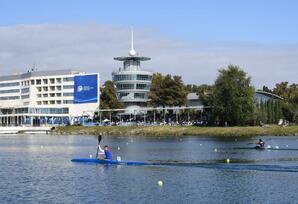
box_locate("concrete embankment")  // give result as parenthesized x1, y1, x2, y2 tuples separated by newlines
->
(0, 126, 52, 134)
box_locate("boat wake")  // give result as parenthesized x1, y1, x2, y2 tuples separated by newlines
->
(149, 160, 298, 172)
(71, 158, 298, 172)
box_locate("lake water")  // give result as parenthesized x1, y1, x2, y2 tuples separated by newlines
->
(1, 134, 298, 203)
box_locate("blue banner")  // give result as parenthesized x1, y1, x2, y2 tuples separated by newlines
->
(74, 74, 98, 104)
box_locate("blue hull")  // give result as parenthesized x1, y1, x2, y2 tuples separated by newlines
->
(71, 158, 150, 165)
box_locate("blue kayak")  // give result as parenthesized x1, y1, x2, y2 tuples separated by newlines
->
(71, 158, 150, 165)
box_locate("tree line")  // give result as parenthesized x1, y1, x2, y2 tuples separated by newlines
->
(99, 64, 298, 126)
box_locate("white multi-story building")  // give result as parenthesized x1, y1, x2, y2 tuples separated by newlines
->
(0, 69, 99, 126)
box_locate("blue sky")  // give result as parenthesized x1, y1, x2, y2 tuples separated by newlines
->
(1, 0, 298, 43)
(0, 0, 297, 87)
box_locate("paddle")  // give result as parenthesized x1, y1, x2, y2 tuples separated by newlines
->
(96, 134, 102, 159)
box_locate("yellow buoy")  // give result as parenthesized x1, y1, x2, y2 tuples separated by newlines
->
(158, 180, 163, 187)
(226, 158, 230, 163)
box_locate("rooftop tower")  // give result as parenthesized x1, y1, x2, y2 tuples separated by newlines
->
(112, 28, 152, 113)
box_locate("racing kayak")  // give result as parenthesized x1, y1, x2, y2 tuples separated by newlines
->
(71, 158, 150, 165)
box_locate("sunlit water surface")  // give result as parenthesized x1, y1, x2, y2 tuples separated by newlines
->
(1, 134, 298, 203)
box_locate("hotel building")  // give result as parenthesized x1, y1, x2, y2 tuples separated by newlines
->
(0, 70, 99, 126)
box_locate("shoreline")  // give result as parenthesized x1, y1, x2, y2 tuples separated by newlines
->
(54, 125, 298, 137)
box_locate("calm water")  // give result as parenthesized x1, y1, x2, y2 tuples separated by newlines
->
(1, 134, 298, 203)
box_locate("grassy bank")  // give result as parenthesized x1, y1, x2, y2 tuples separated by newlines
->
(54, 125, 298, 137)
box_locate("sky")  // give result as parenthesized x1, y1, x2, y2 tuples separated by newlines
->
(0, 0, 297, 88)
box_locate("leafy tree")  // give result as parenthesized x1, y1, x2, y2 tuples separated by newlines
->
(255, 100, 267, 125)
(196, 84, 214, 105)
(273, 82, 298, 123)
(148, 73, 164, 107)
(185, 84, 199, 93)
(210, 65, 255, 126)
(100, 80, 124, 110)
(273, 82, 290, 102)
(149, 73, 187, 107)
(262, 86, 273, 93)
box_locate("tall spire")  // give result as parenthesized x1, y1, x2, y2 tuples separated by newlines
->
(129, 26, 137, 56)
(131, 26, 134, 51)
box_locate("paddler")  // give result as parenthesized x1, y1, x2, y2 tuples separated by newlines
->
(103, 145, 113, 160)
(97, 144, 113, 160)
(95, 134, 113, 160)
(257, 139, 265, 148)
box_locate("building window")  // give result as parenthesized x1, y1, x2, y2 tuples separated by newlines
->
(113, 74, 152, 82)
(14, 108, 29, 114)
(116, 83, 135, 90)
(21, 88, 29, 93)
(113, 74, 136, 81)
(0, 89, 20, 94)
(63, 100, 73, 104)
(29, 107, 69, 114)
(56, 78, 62, 83)
(136, 84, 150, 90)
(118, 92, 129, 99)
(0, 82, 20, 87)
(43, 79, 48, 84)
(36, 79, 41, 85)
(50, 78, 55, 84)
(134, 93, 145, 99)
(21, 95, 30, 99)
(63, 85, 74, 89)
(137, 74, 152, 81)
(31, 80, 35, 85)
(63, 92, 73, 96)
(63, 77, 74, 82)
(0, 96, 20, 100)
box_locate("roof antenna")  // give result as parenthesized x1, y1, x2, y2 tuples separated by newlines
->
(32, 63, 36, 72)
(128, 26, 137, 56)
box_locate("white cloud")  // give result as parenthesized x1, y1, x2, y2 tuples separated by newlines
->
(0, 23, 297, 88)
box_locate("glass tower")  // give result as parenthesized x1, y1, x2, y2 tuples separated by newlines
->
(112, 28, 152, 112)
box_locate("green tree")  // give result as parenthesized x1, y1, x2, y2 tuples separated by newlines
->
(100, 80, 124, 110)
(210, 65, 255, 126)
(262, 86, 273, 93)
(148, 73, 164, 107)
(185, 84, 199, 93)
(273, 82, 298, 123)
(149, 73, 187, 107)
(273, 82, 290, 102)
(254, 100, 267, 125)
(196, 84, 214, 105)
